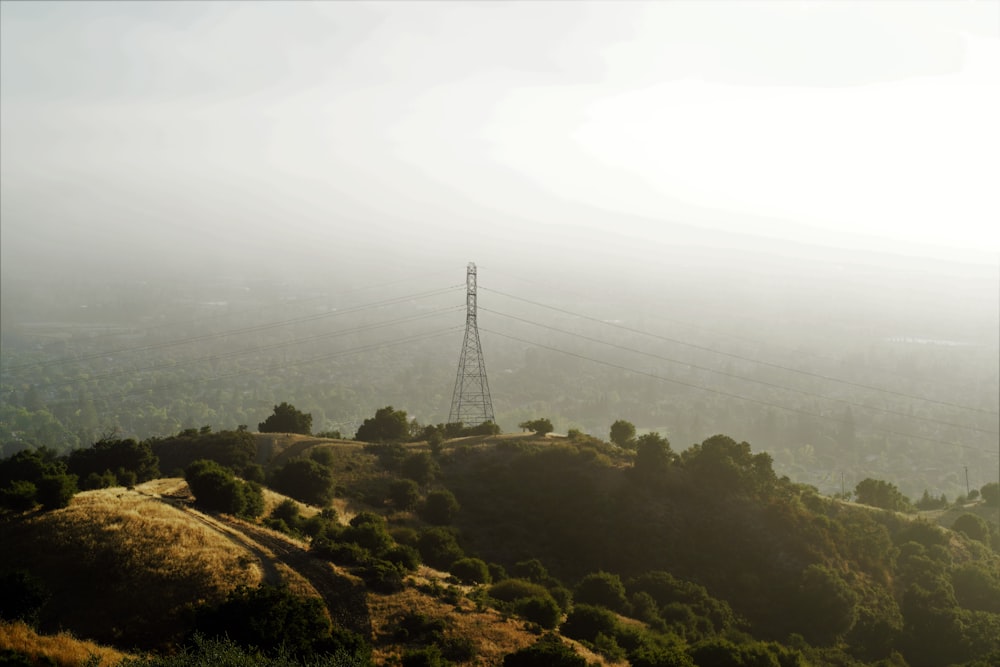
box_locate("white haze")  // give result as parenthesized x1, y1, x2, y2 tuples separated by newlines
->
(1, 0, 998, 286)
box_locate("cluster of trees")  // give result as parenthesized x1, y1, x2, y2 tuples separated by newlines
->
(4, 401, 1000, 666)
(0, 437, 162, 512)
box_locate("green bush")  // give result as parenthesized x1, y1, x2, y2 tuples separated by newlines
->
(389, 479, 421, 510)
(574, 571, 629, 613)
(185, 460, 262, 518)
(35, 474, 78, 510)
(560, 604, 619, 643)
(503, 633, 585, 667)
(488, 579, 551, 603)
(385, 544, 421, 571)
(450, 557, 491, 585)
(513, 595, 562, 629)
(420, 489, 460, 526)
(268, 458, 335, 506)
(360, 560, 405, 593)
(0, 480, 37, 511)
(194, 584, 337, 658)
(417, 528, 464, 570)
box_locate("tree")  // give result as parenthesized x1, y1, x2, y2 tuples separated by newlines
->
(268, 458, 335, 506)
(185, 459, 263, 517)
(355, 406, 409, 443)
(634, 432, 674, 479)
(67, 437, 159, 485)
(609, 420, 636, 448)
(981, 482, 999, 507)
(389, 479, 421, 510)
(791, 564, 859, 645)
(451, 557, 491, 585)
(518, 418, 553, 436)
(401, 452, 439, 486)
(574, 571, 629, 613)
(258, 402, 312, 435)
(855, 478, 912, 512)
(417, 527, 464, 569)
(952, 513, 990, 544)
(421, 489, 460, 525)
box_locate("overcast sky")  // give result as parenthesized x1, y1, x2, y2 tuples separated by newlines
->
(2, 0, 998, 281)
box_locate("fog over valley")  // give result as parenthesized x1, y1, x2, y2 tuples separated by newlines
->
(4, 4, 1000, 666)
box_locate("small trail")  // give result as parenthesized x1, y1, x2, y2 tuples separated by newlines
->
(136, 487, 283, 586)
(219, 518, 371, 636)
(136, 483, 370, 636)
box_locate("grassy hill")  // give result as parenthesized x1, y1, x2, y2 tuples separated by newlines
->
(2, 428, 999, 666)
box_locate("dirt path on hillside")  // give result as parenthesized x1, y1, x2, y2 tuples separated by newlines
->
(135, 481, 371, 636)
(219, 518, 371, 636)
(135, 484, 283, 587)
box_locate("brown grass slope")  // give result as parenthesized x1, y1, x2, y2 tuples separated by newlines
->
(0, 620, 133, 667)
(0, 485, 262, 650)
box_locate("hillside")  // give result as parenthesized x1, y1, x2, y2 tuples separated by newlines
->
(2, 427, 999, 667)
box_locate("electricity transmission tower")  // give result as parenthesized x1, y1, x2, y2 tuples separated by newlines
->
(448, 262, 495, 425)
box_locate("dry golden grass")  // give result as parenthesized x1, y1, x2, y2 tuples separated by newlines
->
(0, 620, 134, 667)
(0, 487, 262, 649)
(366, 577, 616, 667)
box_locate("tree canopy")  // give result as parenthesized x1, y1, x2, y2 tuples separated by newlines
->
(355, 406, 409, 443)
(258, 403, 312, 435)
(518, 418, 553, 436)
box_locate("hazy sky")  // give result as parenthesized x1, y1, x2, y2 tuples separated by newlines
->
(2, 0, 998, 279)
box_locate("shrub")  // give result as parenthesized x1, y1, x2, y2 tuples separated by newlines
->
(401, 645, 447, 667)
(513, 595, 562, 629)
(0, 480, 38, 511)
(268, 458, 335, 506)
(360, 560, 406, 593)
(575, 571, 629, 613)
(560, 604, 619, 643)
(402, 453, 440, 486)
(194, 584, 332, 657)
(503, 633, 586, 667)
(981, 482, 999, 506)
(341, 521, 394, 556)
(185, 460, 262, 518)
(953, 514, 990, 544)
(450, 557, 491, 585)
(385, 544, 421, 571)
(389, 479, 421, 510)
(417, 528, 464, 570)
(35, 474, 78, 510)
(488, 579, 551, 603)
(421, 489, 459, 525)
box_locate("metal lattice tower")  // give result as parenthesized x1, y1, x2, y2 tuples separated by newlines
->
(448, 262, 495, 425)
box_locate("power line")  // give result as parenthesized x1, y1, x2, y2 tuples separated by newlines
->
(481, 327, 999, 457)
(481, 307, 999, 436)
(4, 285, 463, 374)
(481, 287, 998, 417)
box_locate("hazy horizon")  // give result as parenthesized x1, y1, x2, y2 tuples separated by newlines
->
(2, 0, 999, 286)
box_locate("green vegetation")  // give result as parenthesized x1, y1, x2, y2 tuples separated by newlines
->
(1, 411, 999, 666)
(517, 418, 553, 436)
(185, 460, 264, 518)
(259, 402, 313, 435)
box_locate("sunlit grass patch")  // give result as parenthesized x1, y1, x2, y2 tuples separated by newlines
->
(0, 620, 134, 667)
